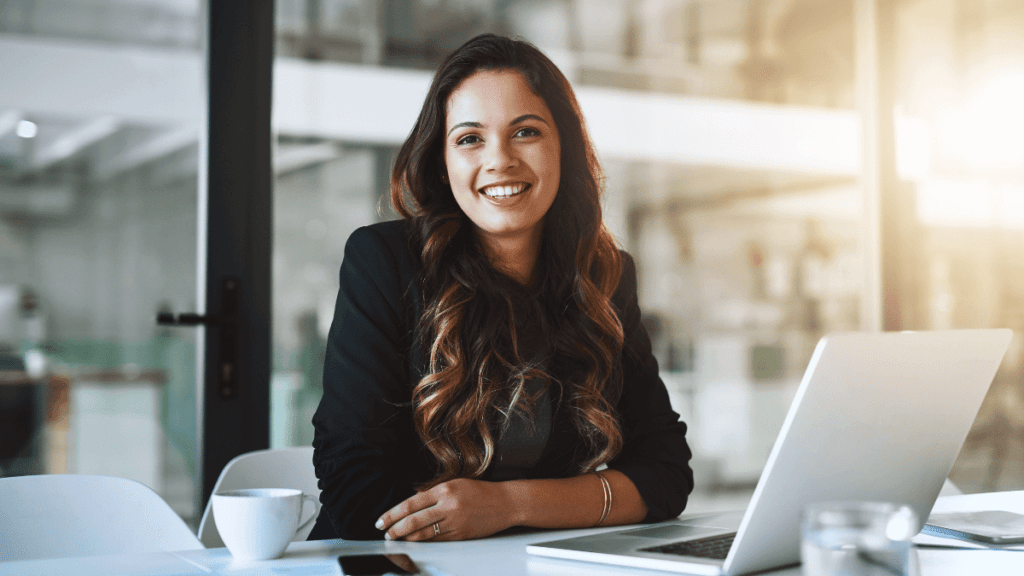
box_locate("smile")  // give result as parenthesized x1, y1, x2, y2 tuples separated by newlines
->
(479, 183, 529, 199)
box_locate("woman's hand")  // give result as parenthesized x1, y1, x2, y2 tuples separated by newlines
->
(375, 478, 518, 541)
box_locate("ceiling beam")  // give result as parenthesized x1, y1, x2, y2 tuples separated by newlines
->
(0, 35, 860, 175)
(272, 58, 860, 175)
(0, 35, 202, 124)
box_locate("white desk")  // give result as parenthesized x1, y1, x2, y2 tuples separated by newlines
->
(5, 492, 1024, 576)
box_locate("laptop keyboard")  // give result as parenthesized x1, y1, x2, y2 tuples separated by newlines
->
(640, 533, 736, 560)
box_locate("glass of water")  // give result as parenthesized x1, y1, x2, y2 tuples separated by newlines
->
(801, 501, 919, 576)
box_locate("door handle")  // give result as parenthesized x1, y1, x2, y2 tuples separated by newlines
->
(156, 277, 240, 399)
(157, 312, 216, 325)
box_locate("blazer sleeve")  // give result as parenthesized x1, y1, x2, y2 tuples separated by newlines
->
(606, 252, 695, 522)
(311, 225, 420, 540)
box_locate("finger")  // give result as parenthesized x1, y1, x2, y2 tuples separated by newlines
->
(387, 508, 444, 541)
(376, 492, 436, 531)
(400, 518, 450, 542)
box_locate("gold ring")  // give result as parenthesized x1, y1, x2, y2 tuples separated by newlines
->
(433, 522, 441, 536)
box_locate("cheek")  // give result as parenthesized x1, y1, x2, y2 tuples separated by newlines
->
(446, 154, 478, 189)
(446, 159, 477, 211)
(540, 143, 562, 189)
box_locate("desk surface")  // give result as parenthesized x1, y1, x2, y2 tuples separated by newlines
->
(6, 492, 1024, 576)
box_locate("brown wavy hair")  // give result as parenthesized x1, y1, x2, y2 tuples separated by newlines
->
(391, 34, 624, 487)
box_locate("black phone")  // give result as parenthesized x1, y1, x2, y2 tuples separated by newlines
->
(337, 554, 420, 576)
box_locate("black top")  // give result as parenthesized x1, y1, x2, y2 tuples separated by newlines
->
(308, 220, 694, 541)
(490, 381, 552, 481)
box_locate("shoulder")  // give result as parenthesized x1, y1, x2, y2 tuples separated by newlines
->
(345, 220, 417, 258)
(343, 220, 420, 272)
(339, 220, 421, 307)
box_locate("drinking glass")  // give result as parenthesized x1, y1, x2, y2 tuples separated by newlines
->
(801, 501, 919, 576)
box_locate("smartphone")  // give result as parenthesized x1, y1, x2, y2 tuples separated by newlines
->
(923, 511, 1024, 544)
(337, 554, 419, 576)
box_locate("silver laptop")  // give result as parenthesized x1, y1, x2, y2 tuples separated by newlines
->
(528, 329, 1013, 575)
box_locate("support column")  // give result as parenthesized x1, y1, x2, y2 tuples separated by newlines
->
(856, 0, 921, 332)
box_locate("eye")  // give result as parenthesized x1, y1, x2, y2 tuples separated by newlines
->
(455, 134, 481, 146)
(514, 127, 541, 138)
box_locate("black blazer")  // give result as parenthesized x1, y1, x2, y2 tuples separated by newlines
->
(309, 220, 694, 540)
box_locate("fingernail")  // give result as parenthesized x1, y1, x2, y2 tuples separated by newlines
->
(384, 532, 392, 541)
(375, 518, 384, 530)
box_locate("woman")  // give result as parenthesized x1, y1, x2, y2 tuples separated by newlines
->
(309, 34, 693, 542)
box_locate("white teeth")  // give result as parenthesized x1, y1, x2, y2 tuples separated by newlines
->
(482, 184, 526, 198)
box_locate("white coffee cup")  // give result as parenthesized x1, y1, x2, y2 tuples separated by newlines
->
(212, 488, 320, 561)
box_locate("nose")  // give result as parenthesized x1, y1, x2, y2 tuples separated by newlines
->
(484, 140, 519, 172)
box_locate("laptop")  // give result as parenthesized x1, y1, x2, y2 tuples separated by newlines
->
(527, 329, 1013, 575)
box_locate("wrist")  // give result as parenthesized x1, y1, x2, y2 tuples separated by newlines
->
(501, 480, 530, 526)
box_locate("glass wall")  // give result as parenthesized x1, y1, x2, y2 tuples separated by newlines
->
(267, 0, 863, 511)
(895, 0, 1024, 493)
(270, 143, 384, 448)
(269, 0, 1023, 506)
(0, 0, 204, 524)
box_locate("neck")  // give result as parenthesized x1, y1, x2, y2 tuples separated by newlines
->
(477, 227, 543, 286)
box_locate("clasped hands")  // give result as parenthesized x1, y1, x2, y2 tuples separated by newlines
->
(375, 478, 517, 542)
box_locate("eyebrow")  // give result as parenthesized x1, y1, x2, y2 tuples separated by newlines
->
(447, 121, 482, 137)
(446, 114, 550, 137)
(511, 114, 549, 127)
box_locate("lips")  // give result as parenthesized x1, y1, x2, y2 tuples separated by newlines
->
(479, 183, 529, 199)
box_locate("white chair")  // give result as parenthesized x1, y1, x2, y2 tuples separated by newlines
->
(0, 474, 203, 561)
(198, 447, 321, 548)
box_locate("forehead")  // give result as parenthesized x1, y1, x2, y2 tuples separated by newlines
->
(445, 69, 553, 126)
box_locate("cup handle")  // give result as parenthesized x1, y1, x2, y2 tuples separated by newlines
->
(295, 494, 321, 536)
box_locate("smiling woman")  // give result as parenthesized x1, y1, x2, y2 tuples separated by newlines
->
(444, 70, 561, 284)
(308, 34, 694, 542)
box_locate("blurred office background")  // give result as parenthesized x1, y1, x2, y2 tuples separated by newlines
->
(1, 0, 1022, 526)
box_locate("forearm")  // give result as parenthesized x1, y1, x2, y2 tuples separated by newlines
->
(504, 469, 648, 529)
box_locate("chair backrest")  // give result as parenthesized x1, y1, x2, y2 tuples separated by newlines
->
(198, 447, 320, 548)
(0, 474, 203, 561)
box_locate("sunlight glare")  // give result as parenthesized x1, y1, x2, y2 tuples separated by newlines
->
(941, 70, 1024, 172)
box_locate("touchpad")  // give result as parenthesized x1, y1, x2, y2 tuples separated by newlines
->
(617, 524, 722, 540)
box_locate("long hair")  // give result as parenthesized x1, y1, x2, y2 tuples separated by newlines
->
(391, 34, 624, 486)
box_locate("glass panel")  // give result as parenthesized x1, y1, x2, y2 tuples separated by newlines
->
(271, 143, 384, 448)
(896, 0, 1024, 493)
(268, 1, 864, 512)
(270, 0, 1024, 506)
(621, 173, 862, 504)
(0, 1, 204, 525)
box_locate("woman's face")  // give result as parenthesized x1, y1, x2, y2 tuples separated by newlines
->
(443, 69, 561, 249)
